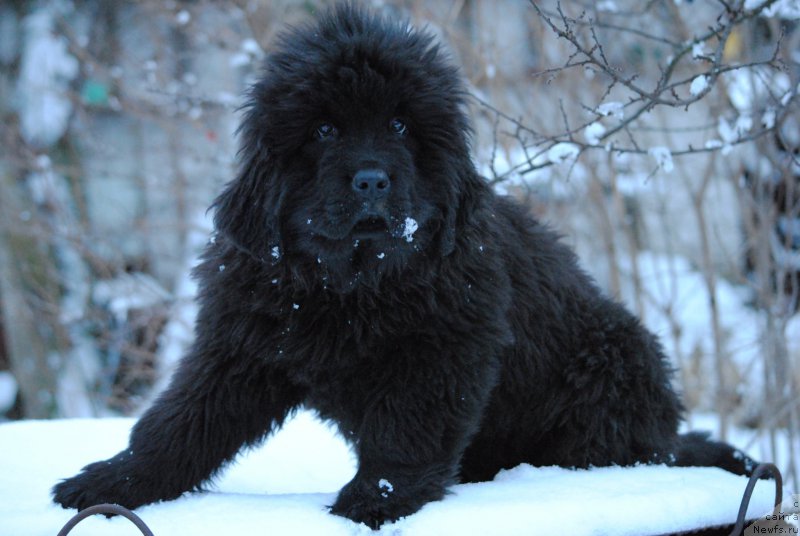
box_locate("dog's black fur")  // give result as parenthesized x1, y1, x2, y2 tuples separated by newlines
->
(53, 4, 759, 529)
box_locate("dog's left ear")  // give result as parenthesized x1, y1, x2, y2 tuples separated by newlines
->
(437, 165, 486, 257)
(211, 152, 285, 263)
(438, 202, 457, 257)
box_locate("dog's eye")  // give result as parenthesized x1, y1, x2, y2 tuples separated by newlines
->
(315, 123, 338, 139)
(389, 118, 408, 137)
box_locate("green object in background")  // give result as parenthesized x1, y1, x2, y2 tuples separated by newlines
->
(81, 79, 109, 106)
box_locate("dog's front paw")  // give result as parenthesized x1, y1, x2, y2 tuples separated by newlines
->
(330, 474, 443, 529)
(53, 455, 168, 511)
(53, 458, 151, 511)
(54, 461, 127, 510)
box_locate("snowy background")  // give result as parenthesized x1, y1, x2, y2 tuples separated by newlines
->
(0, 0, 799, 533)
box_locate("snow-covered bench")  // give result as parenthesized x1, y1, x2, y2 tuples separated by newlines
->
(0, 411, 783, 535)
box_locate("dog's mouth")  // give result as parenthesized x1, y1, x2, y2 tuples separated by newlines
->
(351, 216, 390, 238)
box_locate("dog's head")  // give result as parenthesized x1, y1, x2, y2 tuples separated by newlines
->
(213, 4, 480, 288)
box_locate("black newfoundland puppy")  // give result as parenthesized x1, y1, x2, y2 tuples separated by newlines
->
(54, 3, 757, 529)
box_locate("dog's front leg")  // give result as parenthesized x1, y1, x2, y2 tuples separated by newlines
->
(53, 316, 306, 511)
(330, 350, 499, 529)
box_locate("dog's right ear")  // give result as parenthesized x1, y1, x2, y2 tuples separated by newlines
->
(211, 151, 285, 264)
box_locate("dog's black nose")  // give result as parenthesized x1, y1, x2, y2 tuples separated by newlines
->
(352, 169, 390, 200)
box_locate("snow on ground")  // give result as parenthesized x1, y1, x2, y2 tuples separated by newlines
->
(0, 411, 780, 536)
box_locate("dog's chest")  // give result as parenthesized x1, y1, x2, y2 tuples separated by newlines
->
(275, 296, 405, 374)
(275, 301, 411, 421)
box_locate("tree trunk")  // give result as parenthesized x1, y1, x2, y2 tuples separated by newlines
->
(0, 173, 59, 418)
